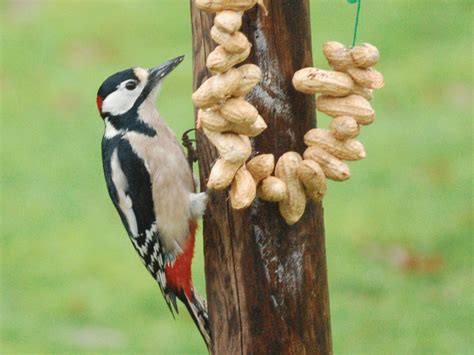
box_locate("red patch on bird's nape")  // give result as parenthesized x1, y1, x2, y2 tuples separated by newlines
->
(96, 95, 103, 113)
(165, 220, 197, 299)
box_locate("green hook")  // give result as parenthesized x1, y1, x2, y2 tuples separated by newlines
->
(347, 0, 362, 47)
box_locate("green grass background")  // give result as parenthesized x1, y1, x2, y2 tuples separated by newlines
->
(1, 0, 472, 353)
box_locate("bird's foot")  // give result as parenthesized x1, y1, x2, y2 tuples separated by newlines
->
(181, 128, 198, 169)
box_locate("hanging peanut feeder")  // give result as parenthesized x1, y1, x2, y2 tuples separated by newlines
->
(193, 0, 269, 211)
(193, 1, 384, 225)
(291, 41, 384, 201)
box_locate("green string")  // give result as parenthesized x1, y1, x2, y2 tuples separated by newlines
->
(347, 0, 362, 47)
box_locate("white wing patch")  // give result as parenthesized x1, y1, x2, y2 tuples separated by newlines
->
(110, 148, 138, 236)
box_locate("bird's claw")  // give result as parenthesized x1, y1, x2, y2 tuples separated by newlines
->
(182, 128, 198, 169)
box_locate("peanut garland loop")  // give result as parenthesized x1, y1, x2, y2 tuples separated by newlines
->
(194, 0, 269, 211)
(193, 1, 383, 225)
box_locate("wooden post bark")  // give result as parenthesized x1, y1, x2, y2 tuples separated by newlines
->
(191, 1, 332, 354)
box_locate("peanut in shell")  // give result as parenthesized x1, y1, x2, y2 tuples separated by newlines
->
(322, 41, 353, 71)
(292, 67, 356, 97)
(192, 68, 241, 108)
(230, 165, 257, 209)
(220, 97, 258, 125)
(207, 158, 242, 190)
(275, 152, 306, 225)
(234, 114, 266, 137)
(297, 160, 327, 202)
(246, 154, 274, 183)
(214, 10, 243, 33)
(346, 67, 384, 89)
(211, 26, 250, 54)
(198, 109, 230, 132)
(196, 0, 257, 12)
(199, 109, 266, 137)
(206, 44, 251, 73)
(233, 64, 262, 97)
(303, 146, 351, 181)
(203, 128, 251, 164)
(329, 116, 360, 140)
(258, 176, 287, 202)
(350, 43, 380, 68)
(316, 94, 375, 125)
(304, 128, 366, 161)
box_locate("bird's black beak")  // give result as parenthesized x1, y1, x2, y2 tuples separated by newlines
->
(147, 55, 184, 88)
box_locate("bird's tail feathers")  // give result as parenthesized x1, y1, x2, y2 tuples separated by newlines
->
(182, 291, 211, 348)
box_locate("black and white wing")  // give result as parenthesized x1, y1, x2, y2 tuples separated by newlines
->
(101, 136, 177, 312)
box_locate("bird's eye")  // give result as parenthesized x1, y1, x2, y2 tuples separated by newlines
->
(125, 81, 137, 90)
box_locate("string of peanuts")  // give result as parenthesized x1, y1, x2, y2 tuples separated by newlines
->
(193, 1, 384, 225)
(193, 0, 273, 211)
(273, 42, 383, 225)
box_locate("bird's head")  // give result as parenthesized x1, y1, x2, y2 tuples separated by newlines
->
(96, 55, 184, 119)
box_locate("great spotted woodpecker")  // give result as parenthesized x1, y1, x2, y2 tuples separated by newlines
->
(96, 56, 210, 346)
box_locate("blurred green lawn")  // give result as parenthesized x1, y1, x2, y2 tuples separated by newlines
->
(1, 0, 472, 354)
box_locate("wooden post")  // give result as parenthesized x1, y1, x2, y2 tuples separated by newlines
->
(191, 1, 332, 354)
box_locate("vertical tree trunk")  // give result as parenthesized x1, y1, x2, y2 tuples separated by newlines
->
(191, 1, 332, 354)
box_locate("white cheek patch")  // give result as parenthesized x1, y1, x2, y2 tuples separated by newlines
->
(102, 81, 146, 116)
